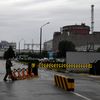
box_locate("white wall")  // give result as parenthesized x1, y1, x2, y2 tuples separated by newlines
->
(66, 52, 100, 64)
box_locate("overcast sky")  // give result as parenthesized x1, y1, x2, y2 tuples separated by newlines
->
(0, 0, 100, 49)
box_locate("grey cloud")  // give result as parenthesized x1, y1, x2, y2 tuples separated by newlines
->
(33, 0, 54, 3)
(0, 0, 100, 46)
(12, 0, 54, 7)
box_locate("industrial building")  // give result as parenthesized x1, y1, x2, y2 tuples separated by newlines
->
(44, 40, 53, 51)
(44, 23, 100, 53)
(0, 41, 16, 50)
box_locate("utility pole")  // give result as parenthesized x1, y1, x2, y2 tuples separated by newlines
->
(40, 22, 50, 58)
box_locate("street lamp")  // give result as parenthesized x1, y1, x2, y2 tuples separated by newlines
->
(40, 22, 50, 57)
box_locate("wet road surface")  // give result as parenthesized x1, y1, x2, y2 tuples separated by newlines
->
(0, 60, 100, 100)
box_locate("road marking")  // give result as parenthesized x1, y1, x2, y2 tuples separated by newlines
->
(72, 92, 92, 100)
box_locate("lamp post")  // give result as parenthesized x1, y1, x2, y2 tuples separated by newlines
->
(40, 22, 50, 57)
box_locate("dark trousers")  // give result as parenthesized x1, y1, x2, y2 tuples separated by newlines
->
(4, 70, 14, 80)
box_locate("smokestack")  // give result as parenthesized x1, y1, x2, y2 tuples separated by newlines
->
(91, 5, 94, 34)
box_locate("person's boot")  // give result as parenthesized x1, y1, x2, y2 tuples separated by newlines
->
(3, 79, 7, 81)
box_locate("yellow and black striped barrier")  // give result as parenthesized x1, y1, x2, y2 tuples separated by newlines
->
(54, 74, 75, 91)
(39, 63, 92, 69)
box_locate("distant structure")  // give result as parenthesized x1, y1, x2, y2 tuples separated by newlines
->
(53, 23, 100, 52)
(91, 5, 94, 34)
(61, 23, 90, 35)
(44, 40, 53, 51)
(86, 4, 95, 51)
(23, 43, 40, 52)
(44, 23, 100, 53)
(86, 5, 95, 51)
(0, 41, 16, 50)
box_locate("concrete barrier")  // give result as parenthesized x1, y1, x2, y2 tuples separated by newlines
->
(54, 74, 75, 91)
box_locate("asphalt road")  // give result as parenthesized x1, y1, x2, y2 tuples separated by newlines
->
(0, 60, 100, 100)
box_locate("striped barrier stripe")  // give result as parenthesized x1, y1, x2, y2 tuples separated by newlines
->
(62, 76, 68, 90)
(67, 78, 75, 91)
(58, 76, 63, 88)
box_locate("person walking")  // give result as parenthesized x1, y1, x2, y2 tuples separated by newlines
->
(3, 59, 15, 81)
